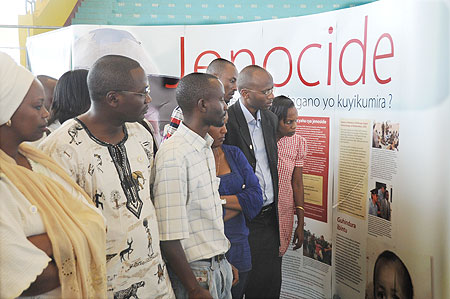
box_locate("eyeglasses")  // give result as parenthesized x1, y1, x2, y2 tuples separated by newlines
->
(244, 87, 274, 96)
(116, 86, 151, 98)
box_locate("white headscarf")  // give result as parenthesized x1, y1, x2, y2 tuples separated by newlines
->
(0, 52, 35, 125)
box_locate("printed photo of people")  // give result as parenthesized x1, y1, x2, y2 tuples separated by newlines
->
(365, 240, 432, 299)
(303, 229, 332, 266)
(372, 120, 399, 151)
(368, 182, 392, 221)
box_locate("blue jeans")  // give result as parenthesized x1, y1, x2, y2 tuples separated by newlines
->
(168, 257, 233, 299)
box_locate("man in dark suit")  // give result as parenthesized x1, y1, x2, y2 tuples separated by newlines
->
(224, 65, 281, 298)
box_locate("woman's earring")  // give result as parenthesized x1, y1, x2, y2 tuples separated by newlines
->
(5, 119, 11, 127)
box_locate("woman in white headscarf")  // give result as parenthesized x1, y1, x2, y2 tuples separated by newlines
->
(0, 52, 107, 298)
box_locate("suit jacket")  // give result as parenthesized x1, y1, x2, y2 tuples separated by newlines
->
(224, 101, 279, 210)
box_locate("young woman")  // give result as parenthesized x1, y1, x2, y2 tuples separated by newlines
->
(270, 95, 308, 256)
(0, 52, 107, 298)
(209, 113, 263, 299)
(47, 69, 90, 132)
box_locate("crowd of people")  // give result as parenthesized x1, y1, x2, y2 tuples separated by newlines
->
(0, 52, 308, 299)
(368, 185, 391, 221)
(303, 230, 332, 266)
(372, 122, 399, 151)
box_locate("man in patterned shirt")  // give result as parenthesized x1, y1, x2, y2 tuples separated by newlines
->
(153, 73, 232, 299)
(163, 58, 238, 140)
(39, 55, 175, 298)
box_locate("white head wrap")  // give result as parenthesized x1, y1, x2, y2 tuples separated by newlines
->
(0, 52, 35, 126)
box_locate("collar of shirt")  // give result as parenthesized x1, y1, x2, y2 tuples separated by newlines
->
(177, 122, 214, 151)
(239, 98, 261, 128)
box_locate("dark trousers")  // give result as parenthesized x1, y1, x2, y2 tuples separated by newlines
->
(244, 207, 282, 299)
(231, 270, 249, 299)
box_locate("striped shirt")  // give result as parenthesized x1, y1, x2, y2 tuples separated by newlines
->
(163, 106, 183, 141)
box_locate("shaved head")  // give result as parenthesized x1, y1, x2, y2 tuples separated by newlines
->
(37, 75, 57, 83)
(176, 72, 226, 127)
(207, 58, 238, 103)
(237, 65, 271, 92)
(206, 58, 235, 76)
(87, 55, 142, 102)
(237, 65, 274, 113)
(37, 75, 57, 111)
(176, 72, 221, 114)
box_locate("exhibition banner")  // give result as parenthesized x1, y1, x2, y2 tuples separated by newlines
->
(27, 0, 450, 298)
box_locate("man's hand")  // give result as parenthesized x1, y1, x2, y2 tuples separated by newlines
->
(231, 264, 239, 286)
(292, 224, 304, 250)
(161, 240, 213, 299)
(188, 286, 213, 299)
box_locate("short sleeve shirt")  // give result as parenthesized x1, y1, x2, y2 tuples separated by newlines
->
(152, 122, 229, 263)
(39, 118, 174, 299)
(277, 134, 307, 255)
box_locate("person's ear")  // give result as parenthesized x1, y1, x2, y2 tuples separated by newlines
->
(198, 98, 208, 113)
(106, 91, 119, 108)
(240, 89, 249, 100)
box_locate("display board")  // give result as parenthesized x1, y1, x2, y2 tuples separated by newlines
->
(27, 1, 450, 298)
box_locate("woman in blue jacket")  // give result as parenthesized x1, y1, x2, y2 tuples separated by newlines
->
(209, 112, 263, 299)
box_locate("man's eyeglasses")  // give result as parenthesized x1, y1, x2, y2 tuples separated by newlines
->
(116, 86, 151, 98)
(244, 87, 274, 96)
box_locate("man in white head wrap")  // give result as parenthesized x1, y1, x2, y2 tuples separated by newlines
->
(0, 52, 35, 126)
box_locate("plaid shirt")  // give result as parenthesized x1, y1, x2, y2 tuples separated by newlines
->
(277, 134, 307, 256)
(153, 122, 229, 262)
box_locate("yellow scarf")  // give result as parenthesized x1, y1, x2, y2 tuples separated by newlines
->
(0, 143, 107, 298)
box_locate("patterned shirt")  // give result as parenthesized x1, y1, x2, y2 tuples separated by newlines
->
(152, 122, 230, 263)
(162, 105, 184, 141)
(277, 134, 307, 256)
(39, 118, 174, 299)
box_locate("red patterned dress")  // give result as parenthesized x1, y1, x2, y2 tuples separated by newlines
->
(277, 134, 307, 256)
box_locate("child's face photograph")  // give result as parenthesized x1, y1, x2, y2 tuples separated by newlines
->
(374, 260, 409, 299)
